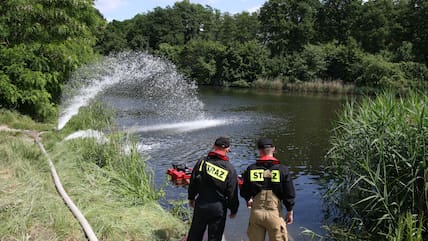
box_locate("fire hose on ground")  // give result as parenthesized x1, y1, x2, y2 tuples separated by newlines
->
(31, 132, 98, 241)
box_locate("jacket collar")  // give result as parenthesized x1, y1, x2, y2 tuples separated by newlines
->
(208, 151, 229, 161)
(256, 155, 280, 165)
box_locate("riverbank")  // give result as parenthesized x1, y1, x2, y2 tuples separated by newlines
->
(0, 109, 186, 240)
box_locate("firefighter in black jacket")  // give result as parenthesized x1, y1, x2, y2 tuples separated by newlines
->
(187, 137, 239, 241)
(240, 138, 296, 241)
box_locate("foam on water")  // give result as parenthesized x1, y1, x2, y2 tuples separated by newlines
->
(58, 52, 204, 130)
(129, 119, 227, 133)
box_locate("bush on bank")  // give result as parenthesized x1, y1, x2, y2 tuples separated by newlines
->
(326, 91, 427, 240)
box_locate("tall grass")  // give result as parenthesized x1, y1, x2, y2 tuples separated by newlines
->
(0, 108, 52, 131)
(59, 101, 115, 134)
(74, 133, 163, 205)
(326, 91, 427, 239)
(253, 78, 284, 90)
(388, 212, 424, 241)
(284, 80, 355, 94)
(0, 106, 185, 240)
(253, 78, 356, 93)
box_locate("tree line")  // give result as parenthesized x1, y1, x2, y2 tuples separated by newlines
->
(97, 0, 428, 90)
(1, 0, 427, 120)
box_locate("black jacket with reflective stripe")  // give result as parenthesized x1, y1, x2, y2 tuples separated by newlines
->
(188, 154, 239, 214)
(240, 160, 295, 211)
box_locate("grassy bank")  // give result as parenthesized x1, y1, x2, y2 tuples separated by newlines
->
(0, 108, 185, 240)
(325, 91, 427, 240)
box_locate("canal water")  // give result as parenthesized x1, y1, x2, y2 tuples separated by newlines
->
(104, 87, 346, 240)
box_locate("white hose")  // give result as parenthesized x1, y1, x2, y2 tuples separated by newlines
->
(34, 135, 99, 241)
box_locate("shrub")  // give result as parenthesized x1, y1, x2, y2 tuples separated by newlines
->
(323, 40, 363, 83)
(353, 54, 405, 88)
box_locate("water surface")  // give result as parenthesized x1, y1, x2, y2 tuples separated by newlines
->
(104, 87, 346, 240)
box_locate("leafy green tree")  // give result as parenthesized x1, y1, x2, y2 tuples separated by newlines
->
(139, 1, 218, 50)
(144, 7, 185, 49)
(259, 0, 320, 55)
(234, 12, 260, 43)
(353, 0, 395, 53)
(124, 15, 150, 51)
(217, 14, 238, 44)
(322, 40, 363, 83)
(392, 41, 415, 62)
(179, 40, 226, 85)
(217, 12, 259, 44)
(96, 20, 130, 54)
(220, 41, 268, 84)
(156, 43, 184, 64)
(173, 1, 219, 42)
(316, 0, 363, 43)
(0, 0, 104, 120)
(406, 0, 428, 64)
(264, 44, 326, 82)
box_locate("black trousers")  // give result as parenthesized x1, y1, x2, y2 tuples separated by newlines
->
(187, 202, 227, 241)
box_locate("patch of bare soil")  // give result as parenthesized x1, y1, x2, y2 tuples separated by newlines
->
(28, 224, 57, 241)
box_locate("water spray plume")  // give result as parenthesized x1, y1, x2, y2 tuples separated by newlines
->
(129, 119, 227, 133)
(58, 52, 204, 130)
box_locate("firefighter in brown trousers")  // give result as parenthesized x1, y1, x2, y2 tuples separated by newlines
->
(240, 138, 296, 241)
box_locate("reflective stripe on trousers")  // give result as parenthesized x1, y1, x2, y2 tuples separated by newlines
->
(247, 190, 288, 241)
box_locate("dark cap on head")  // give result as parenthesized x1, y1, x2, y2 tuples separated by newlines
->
(214, 137, 230, 148)
(257, 137, 274, 149)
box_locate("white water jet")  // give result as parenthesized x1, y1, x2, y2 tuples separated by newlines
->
(58, 52, 204, 130)
(123, 143, 161, 154)
(64, 130, 108, 143)
(129, 119, 227, 133)
(63, 129, 159, 154)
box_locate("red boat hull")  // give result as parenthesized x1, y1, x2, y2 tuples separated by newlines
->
(167, 167, 192, 181)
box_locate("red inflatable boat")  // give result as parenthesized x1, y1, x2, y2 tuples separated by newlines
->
(166, 163, 192, 185)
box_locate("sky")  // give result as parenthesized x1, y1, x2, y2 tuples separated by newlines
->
(94, 0, 266, 21)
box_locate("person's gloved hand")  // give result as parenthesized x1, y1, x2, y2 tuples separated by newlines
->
(285, 210, 293, 224)
(246, 198, 253, 208)
(188, 199, 195, 208)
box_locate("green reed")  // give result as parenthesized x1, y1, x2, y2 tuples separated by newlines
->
(326, 91, 427, 239)
(71, 128, 163, 205)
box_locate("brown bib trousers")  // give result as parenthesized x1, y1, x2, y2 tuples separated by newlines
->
(247, 190, 288, 241)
